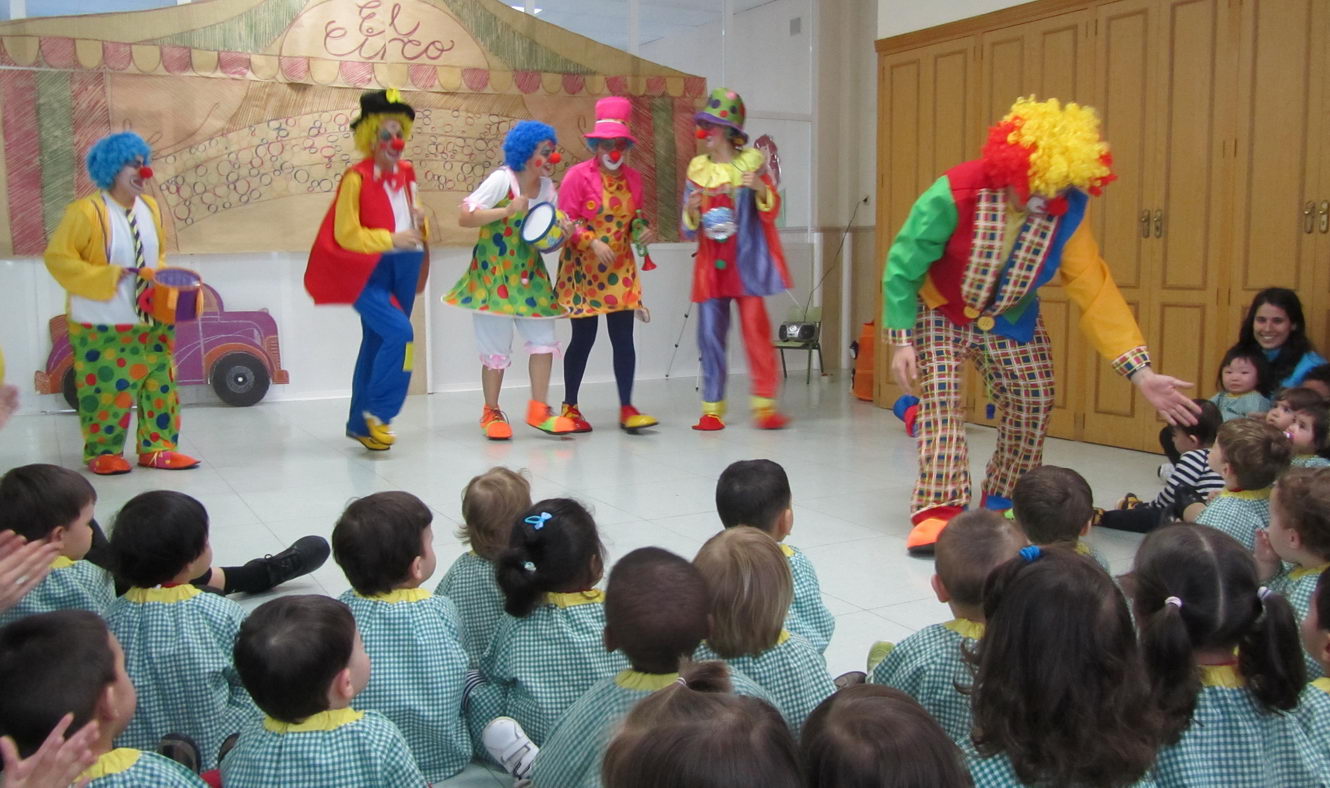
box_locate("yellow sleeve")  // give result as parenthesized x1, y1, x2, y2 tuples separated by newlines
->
(755, 173, 778, 213)
(1058, 220, 1151, 376)
(333, 171, 394, 254)
(44, 201, 120, 301)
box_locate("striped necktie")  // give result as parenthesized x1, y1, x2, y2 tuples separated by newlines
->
(124, 204, 154, 325)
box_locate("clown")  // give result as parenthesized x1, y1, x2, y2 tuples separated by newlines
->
(682, 87, 792, 431)
(883, 97, 1199, 553)
(44, 132, 200, 474)
(554, 97, 658, 434)
(306, 89, 427, 452)
(443, 120, 574, 439)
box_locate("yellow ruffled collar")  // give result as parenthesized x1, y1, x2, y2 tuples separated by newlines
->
(687, 149, 765, 190)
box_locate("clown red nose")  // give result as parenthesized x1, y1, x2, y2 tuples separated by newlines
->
(695, 127, 708, 139)
(608, 150, 622, 163)
(138, 166, 154, 180)
(548, 151, 562, 165)
(389, 138, 405, 152)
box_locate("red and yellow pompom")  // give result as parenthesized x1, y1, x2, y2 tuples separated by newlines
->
(981, 97, 1116, 201)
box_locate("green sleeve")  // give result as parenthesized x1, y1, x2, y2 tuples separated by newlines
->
(881, 176, 958, 330)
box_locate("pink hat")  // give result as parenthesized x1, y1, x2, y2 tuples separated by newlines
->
(585, 97, 637, 144)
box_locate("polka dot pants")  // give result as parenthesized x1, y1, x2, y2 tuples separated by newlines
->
(68, 322, 180, 462)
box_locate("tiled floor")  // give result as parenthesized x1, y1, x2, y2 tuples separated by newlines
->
(1, 372, 1167, 786)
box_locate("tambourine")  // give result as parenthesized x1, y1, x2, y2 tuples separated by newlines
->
(520, 202, 569, 253)
(136, 266, 203, 325)
(701, 206, 736, 241)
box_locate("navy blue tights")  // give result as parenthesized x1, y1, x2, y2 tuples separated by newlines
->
(563, 310, 636, 406)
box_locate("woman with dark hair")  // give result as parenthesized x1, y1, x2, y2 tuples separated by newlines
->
(1236, 287, 1325, 389)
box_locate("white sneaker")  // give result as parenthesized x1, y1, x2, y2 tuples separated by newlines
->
(1158, 462, 1175, 481)
(483, 716, 538, 779)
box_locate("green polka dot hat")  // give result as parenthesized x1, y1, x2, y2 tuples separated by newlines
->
(695, 87, 747, 142)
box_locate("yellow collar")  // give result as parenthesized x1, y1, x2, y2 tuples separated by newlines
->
(1312, 677, 1330, 696)
(80, 748, 140, 780)
(263, 707, 363, 733)
(686, 149, 765, 189)
(51, 555, 76, 569)
(124, 585, 203, 604)
(1220, 488, 1271, 501)
(943, 618, 986, 639)
(779, 543, 795, 558)
(614, 669, 681, 691)
(356, 588, 431, 604)
(1291, 562, 1330, 581)
(776, 629, 791, 647)
(1199, 664, 1243, 688)
(547, 589, 604, 608)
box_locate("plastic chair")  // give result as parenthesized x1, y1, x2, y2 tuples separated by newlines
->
(774, 305, 822, 384)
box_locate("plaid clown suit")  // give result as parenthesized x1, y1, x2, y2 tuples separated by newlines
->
(882, 160, 1150, 539)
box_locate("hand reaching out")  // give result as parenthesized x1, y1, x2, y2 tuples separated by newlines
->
(0, 714, 97, 788)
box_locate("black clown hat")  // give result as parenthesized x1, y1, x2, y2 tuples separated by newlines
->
(349, 89, 415, 129)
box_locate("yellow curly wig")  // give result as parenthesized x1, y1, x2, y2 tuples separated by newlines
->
(352, 112, 415, 157)
(983, 96, 1115, 200)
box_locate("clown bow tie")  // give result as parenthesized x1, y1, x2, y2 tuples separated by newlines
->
(376, 166, 408, 191)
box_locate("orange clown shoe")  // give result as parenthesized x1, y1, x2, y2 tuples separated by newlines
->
(88, 454, 132, 475)
(906, 506, 965, 555)
(138, 450, 201, 470)
(527, 400, 575, 435)
(481, 406, 513, 441)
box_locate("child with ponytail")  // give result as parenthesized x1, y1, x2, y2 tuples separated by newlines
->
(1130, 525, 1328, 784)
(465, 499, 626, 759)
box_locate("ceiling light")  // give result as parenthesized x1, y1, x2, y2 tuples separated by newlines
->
(509, 5, 543, 13)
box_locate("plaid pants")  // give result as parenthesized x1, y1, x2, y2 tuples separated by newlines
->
(911, 307, 1054, 515)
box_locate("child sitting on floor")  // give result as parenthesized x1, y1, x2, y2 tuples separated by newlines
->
(1266, 385, 1324, 432)
(465, 499, 627, 752)
(436, 467, 532, 665)
(1256, 467, 1330, 676)
(716, 459, 834, 652)
(967, 546, 1158, 786)
(801, 685, 973, 788)
(0, 464, 111, 627)
(1186, 418, 1292, 549)
(693, 526, 836, 731)
(1211, 344, 1274, 421)
(1011, 465, 1109, 570)
(221, 595, 426, 787)
(869, 510, 1023, 753)
(491, 547, 771, 785)
(1131, 525, 1328, 785)
(1296, 567, 1330, 751)
(0, 611, 205, 786)
(331, 491, 471, 782)
(1285, 400, 1330, 468)
(105, 491, 254, 770)
(1102, 399, 1225, 534)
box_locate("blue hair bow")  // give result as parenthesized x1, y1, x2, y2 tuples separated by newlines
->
(1019, 545, 1042, 563)
(525, 512, 552, 530)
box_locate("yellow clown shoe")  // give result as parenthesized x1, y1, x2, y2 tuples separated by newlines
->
(619, 405, 658, 433)
(363, 413, 396, 446)
(347, 431, 390, 452)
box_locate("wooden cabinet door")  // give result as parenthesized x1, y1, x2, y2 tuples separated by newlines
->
(874, 38, 979, 408)
(1228, 0, 1330, 353)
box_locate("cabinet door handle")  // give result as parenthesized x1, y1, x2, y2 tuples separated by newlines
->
(1140, 209, 1151, 238)
(1320, 201, 1329, 234)
(1306, 202, 1317, 234)
(1153, 209, 1164, 238)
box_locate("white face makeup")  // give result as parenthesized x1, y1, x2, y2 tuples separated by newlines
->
(597, 139, 630, 171)
(113, 157, 148, 199)
(375, 119, 405, 167)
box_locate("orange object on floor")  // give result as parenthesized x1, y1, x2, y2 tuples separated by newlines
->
(89, 454, 132, 475)
(853, 321, 875, 402)
(138, 451, 201, 470)
(481, 406, 513, 440)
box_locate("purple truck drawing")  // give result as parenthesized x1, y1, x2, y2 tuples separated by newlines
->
(34, 284, 290, 408)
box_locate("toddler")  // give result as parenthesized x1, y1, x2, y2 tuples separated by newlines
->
(0, 611, 205, 786)
(1286, 401, 1330, 467)
(105, 491, 254, 770)
(436, 467, 532, 664)
(465, 499, 627, 749)
(1266, 385, 1324, 432)
(716, 458, 834, 652)
(869, 509, 1024, 752)
(1187, 418, 1291, 549)
(1257, 467, 1330, 676)
(693, 526, 836, 730)
(221, 595, 426, 787)
(332, 491, 471, 782)
(1011, 465, 1108, 570)
(1211, 345, 1273, 421)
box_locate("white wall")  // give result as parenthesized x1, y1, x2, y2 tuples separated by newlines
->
(877, 0, 1026, 38)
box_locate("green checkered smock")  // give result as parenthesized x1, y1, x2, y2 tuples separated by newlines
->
(106, 585, 255, 770)
(1195, 489, 1271, 550)
(80, 748, 207, 787)
(1269, 562, 1330, 679)
(696, 630, 835, 731)
(219, 708, 427, 788)
(529, 666, 775, 788)
(1152, 664, 1330, 786)
(340, 588, 471, 782)
(1293, 455, 1330, 468)
(466, 590, 628, 748)
(870, 618, 981, 753)
(1296, 678, 1330, 754)
(435, 551, 504, 666)
(0, 556, 113, 627)
(967, 752, 1157, 787)
(782, 544, 835, 653)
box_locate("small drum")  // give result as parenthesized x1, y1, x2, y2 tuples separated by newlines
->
(701, 206, 736, 241)
(520, 202, 568, 253)
(137, 266, 203, 325)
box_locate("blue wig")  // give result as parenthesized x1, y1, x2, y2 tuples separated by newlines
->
(86, 132, 151, 190)
(503, 121, 557, 171)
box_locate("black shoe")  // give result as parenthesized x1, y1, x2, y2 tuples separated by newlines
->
(248, 535, 330, 592)
(158, 733, 201, 774)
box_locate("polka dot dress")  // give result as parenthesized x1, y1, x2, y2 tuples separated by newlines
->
(443, 193, 563, 318)
(555, 175, 642, 317)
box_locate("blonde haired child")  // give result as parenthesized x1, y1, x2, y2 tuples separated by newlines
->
(1187, 419, 1291, 549)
